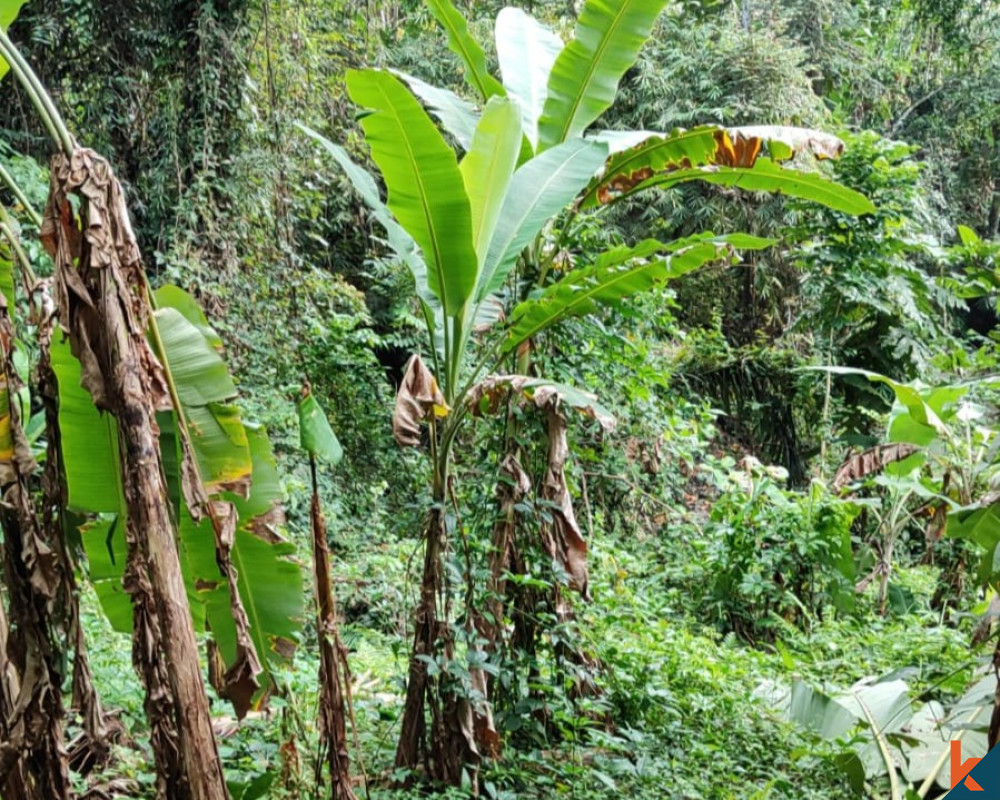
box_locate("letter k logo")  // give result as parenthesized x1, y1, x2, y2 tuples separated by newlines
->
(952, 741, 984, 791)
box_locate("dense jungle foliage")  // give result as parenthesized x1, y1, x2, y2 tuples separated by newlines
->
(2, 0, 1000, 798)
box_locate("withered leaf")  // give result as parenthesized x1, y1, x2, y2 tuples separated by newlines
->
(467, 375, 615, 432)
(832, 443, 921, 490)
(393, 354, 449, 447)
(729, 125, 845, 160)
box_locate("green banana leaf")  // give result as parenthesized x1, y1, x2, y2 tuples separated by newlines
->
(51, 335, 132, 630)
(478, 138, 608, 302)
(625, 159, 875, 215)
(537, 0, 670, 150)
(56, 287, 304, 675)
(390, 70, 479, 151)
(153, 306, 252, 494)
(503, 233, 773, 352)
(817, 367, 947, 446)
(154, 288, 302, 679)
(298, 392, 343, 465)
(0, 0, 26, 82)
(460, 97, 522, 267)
(346, 69, 477, 318)
(579, 126, 723, 208)
(425, 0, 504, 101)
(580, 126, 874, 215)
(155, 284, 224, 349)
(178, 423, 303, 676)
(495, 7, 564, 151)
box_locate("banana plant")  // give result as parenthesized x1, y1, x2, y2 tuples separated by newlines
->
(306, 0, 874, 786)
(53, 285, 303, 711)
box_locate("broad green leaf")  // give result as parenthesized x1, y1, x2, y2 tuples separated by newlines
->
(818, 367, 945, 446)
(298, 392, 343, 465)
(629, 159, 875, 215)
(495, 8, 564, 150)
(460, 97, 522, 267)
(478, 138, 608, 301)
(52, 336, 131, 630)
(166, 414, 302, 680)
(153, 306, 251, 493)
(154, 307, 237, 406)
(840, 680, 913, 736)
(391, 70, 480, 150)
(0, 0, 25, 29)
(79, 516, 132, 632)
(582, 126, 866, 212)
(503, 233, 769, 352)
(155, 284, 223, 349)
(298, 124, 433, 307)
(0, 0, 27, 82)
(958, 224, 980, 246)
(347, 69, 477, 317)
(51, 336, 124, 515)
(0, 249, 14, 313)
(900, 701, 961, 788)
(788, 681, 857, 740)
(154, 292, 302, 685)
(537, 0, 670, 150)
(203, 425, 303, 672)
(948, 501, 1000, 555)
(425, 0, 504, 101)
(185, 402, 251, 493)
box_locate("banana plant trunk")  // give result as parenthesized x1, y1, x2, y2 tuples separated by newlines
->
(42, 149, 230, 800)
(309, 458, 356, 800)
(0, 591, 29, 800)
(0, 305, 72, 800)
(395, 442, 479, 786)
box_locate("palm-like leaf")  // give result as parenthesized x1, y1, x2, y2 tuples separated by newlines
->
(582, 127, 875, 214)
(391, 70, 480, 150)
(347, 69, 477, 317)
(460, 97, 522, 266)
(537, 0, 670, 150)
(478, 138, 608, 301)
(495, 8, 564, 151)
(425, 0, 504, 101)
(0, 0, 26, 81)
(503, 233, 773, 352)
(635, 161, 875, 215)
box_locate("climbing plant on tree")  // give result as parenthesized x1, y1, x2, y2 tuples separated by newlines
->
(307, 0, 873, 787)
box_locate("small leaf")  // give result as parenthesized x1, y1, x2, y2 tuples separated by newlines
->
(298, 390, 343, 465)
